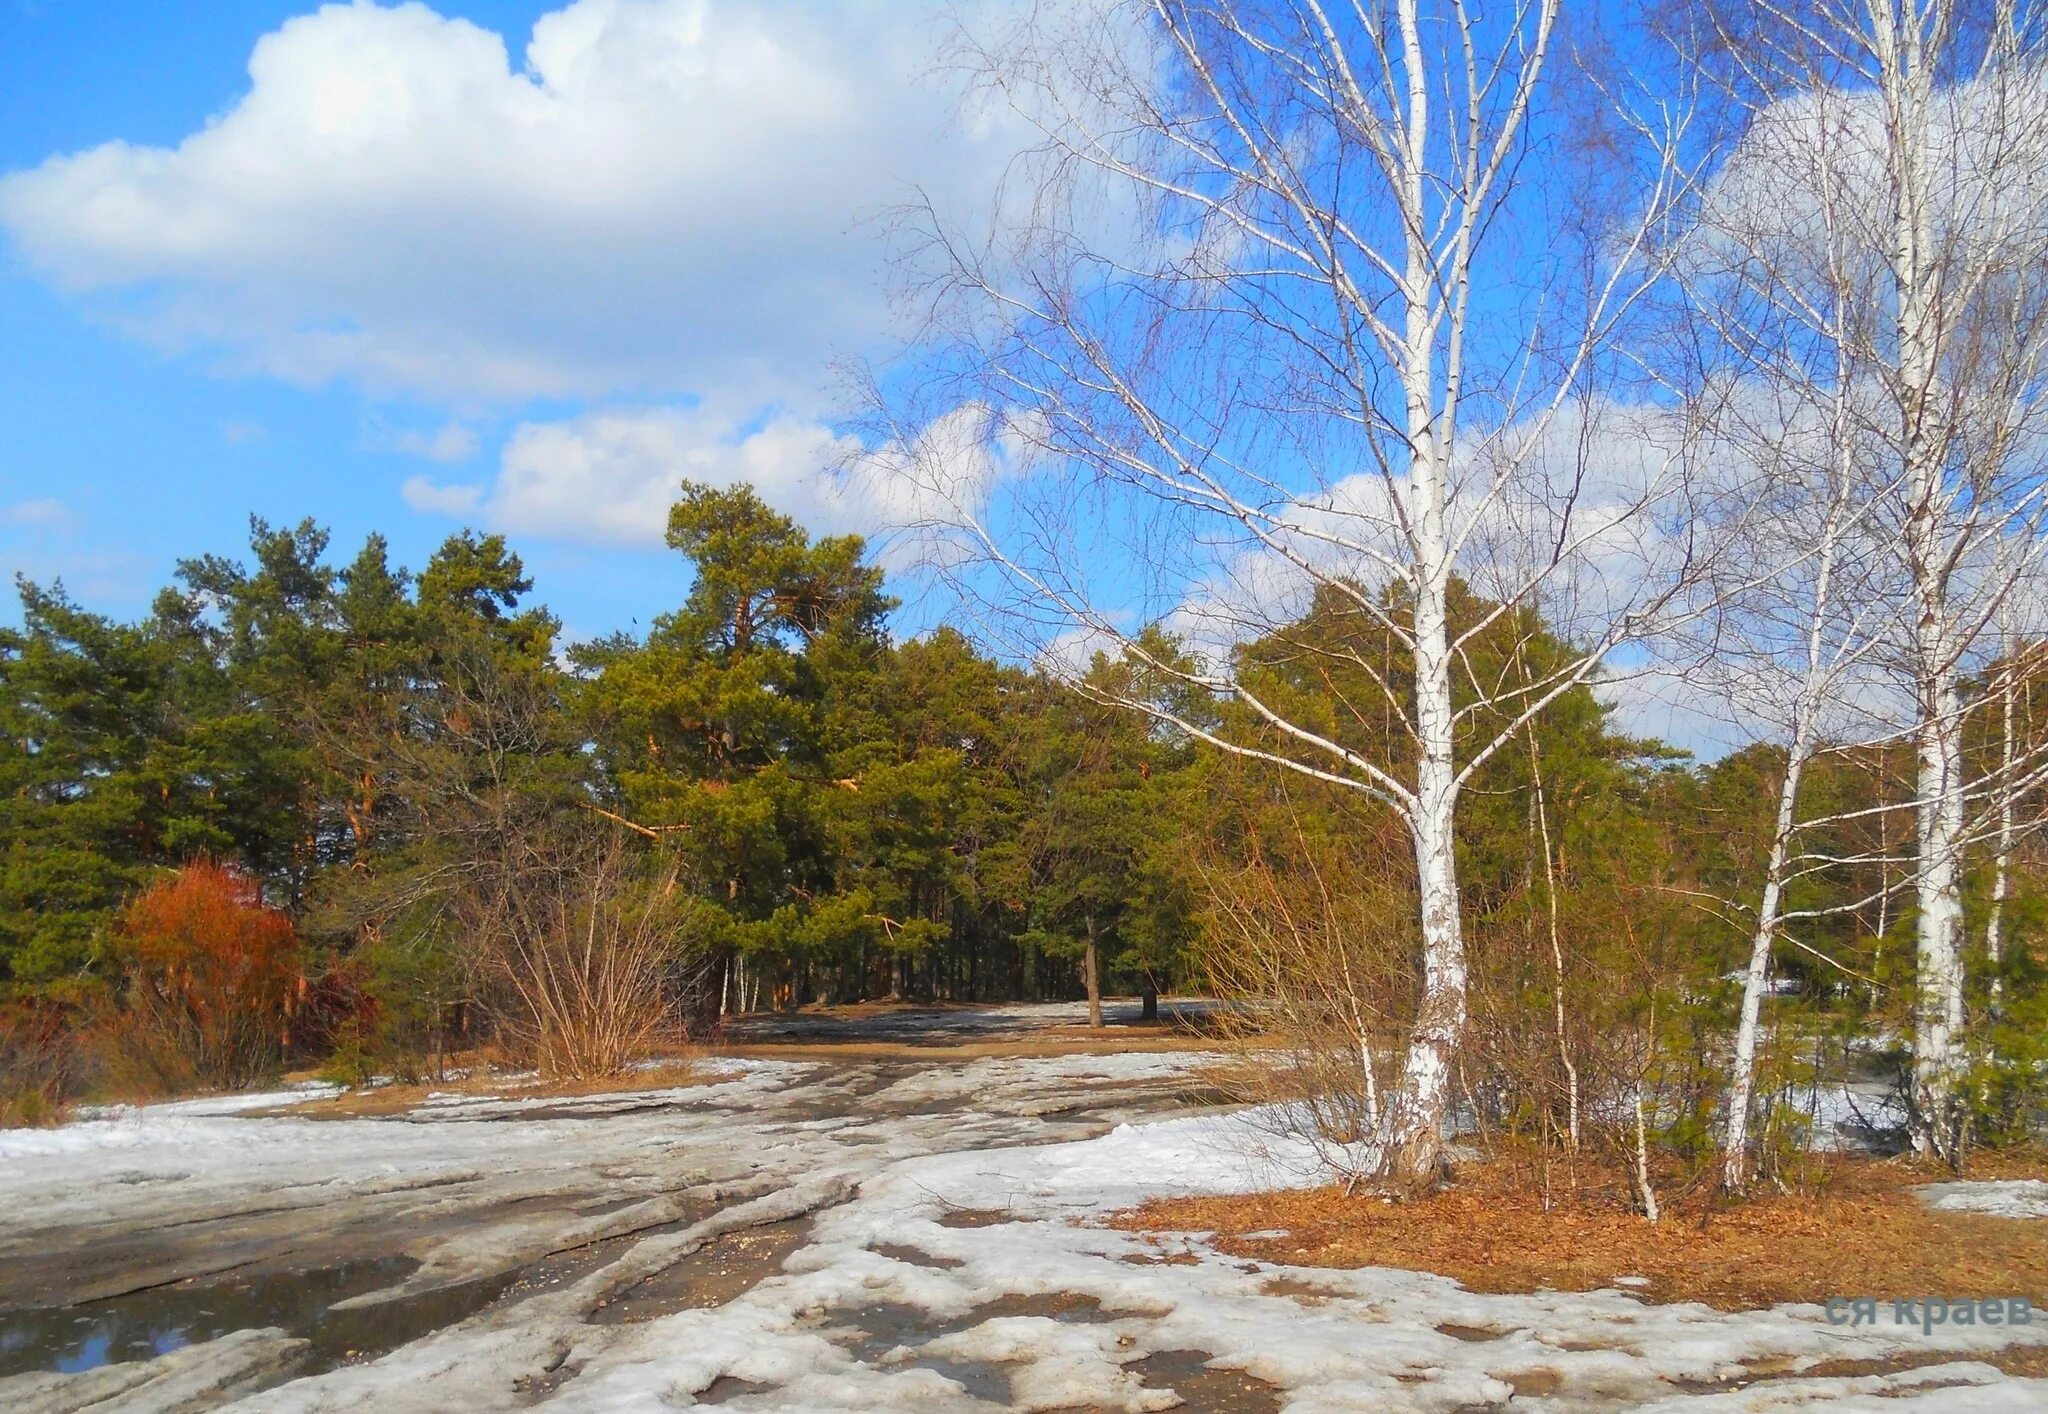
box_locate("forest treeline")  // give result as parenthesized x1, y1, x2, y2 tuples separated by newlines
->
(6, 480, 2045, 1192)
(0, 485, 1200, 1103)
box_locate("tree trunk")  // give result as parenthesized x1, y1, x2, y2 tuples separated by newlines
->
(1633, 1083, 1661, 1223)
(1726, 493, 1840, 1192)
(1912, 678, 1968, 1158)
(1141, 975, 1158, 1023)
(1528, 739, 1579, 1153)
(1881, 0, 1968, 1164)
(1380, 162, 1466, 1193)
(1723, 750, 1804, 1191)
(1384, 560, 1464, 1193)
(1083, 918, 1102, 1029)
(1986, 625, 2016, 1015)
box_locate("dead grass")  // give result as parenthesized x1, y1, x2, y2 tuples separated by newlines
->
(1802, 1346, 2048, 1379)
(278, 1056, 704, 1118)
(1111, 1153, 2048, 1312)
(715, 1031, 1235, 1063)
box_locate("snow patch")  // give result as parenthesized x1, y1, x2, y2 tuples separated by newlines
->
(1919, 1179, 2048, 1218)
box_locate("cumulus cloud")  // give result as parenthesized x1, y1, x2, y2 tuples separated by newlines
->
(483, 405, 846, 544)
(405, 400, 1021, 565)
(0, 0, 1032, 403)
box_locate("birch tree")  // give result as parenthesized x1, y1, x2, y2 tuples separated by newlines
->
(1658, 70, 1910, 1191)
(1688, 0, 2048, 1159)
(872, 0, 1700, 1190)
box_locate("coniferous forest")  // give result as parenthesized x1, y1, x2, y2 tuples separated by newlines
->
(1, 486, 1208, 1098)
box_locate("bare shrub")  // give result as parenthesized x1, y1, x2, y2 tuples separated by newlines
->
(0, 1002, 83, 1126)
(1192, 796, 1416, 1187)
(476, 838, 688, 1079)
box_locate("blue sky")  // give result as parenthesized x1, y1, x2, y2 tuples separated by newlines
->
(0, 0, 1010, 641)
(0, 0, 1741, 756)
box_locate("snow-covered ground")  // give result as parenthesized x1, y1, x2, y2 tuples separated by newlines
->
(3, 1027, 2045, 1411)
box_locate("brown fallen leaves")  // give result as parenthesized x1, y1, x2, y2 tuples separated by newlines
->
(1111, 1154, 2048, 1312)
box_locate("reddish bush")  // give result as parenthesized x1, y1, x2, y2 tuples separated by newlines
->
(122, 860, 302, 1088)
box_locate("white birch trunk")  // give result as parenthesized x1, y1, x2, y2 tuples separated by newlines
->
(1985, 618, 2015, 1012)
(1387, 417, 1464, 1188)
(1722, 751, 1805, 1192)
(1722, 418, 1853, 1192)
(1633, 1082, 1661, 1223)
(1872, 0, 1969, 1159)
(1530, 744, 1579, 1150)
(1912, 663, 1969, 1155)
(1371, 0, 1469, 1195)
(1389, 725, 1465, 1191)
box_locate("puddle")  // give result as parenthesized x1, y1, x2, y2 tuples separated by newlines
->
(885, 1356, 1012, 1404)
(1130, 1349, 1283, 1414)
(0, 1255, 509, 1379)
(1, 1190, 740, 1383)
(0, 1256, 531, 1381)
(816, 1300, 1031, 1402)
(964, 1292, 1123, 1323)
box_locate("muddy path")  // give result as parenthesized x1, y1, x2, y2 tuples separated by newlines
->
(0, 1010, 1237, 1410)
(10, 1005, 2045, 1412)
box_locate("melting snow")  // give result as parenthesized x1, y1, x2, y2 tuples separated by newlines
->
(1918, 1179, 2048, 1219)
(7, 1041, 2046, 1411)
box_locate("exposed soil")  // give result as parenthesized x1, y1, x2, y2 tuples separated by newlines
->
(714, 1034, 1216, 1063)
(1127, 1348, 1284, 1413)
(587, 1218, 813, 1324)
(1113, 1155, 2048, 1312)
(1802, 1347, 2048, 1379)
(936, 1208, 1034, 1229)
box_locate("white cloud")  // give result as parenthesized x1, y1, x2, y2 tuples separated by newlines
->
(403, 399, 1021, 565)
(2, 498, 72, 528)
(0, 502, 153, 608)
(0, 0, 1034, 403)
(400, 474, 483, 517)
(481, 405, 842, 544)
(220, 419, 267, 446)
(390, 421, 479, 463)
